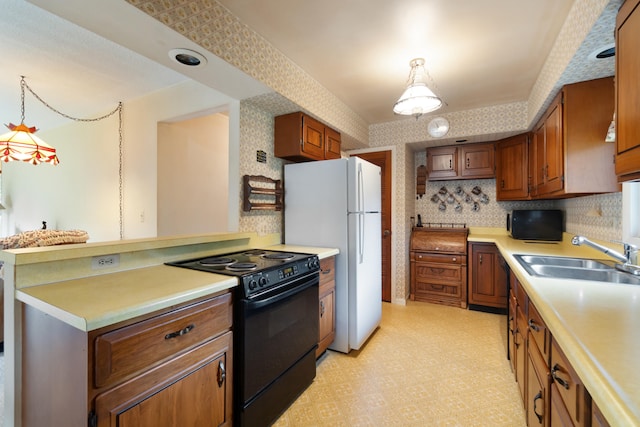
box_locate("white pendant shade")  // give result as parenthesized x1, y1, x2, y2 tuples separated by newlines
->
(393, 58, 443, 118)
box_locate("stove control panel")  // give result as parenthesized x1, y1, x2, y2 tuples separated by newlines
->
(241, 255, 320, 297)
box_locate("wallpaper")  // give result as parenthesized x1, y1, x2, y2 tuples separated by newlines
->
(129, 0, 623, 303)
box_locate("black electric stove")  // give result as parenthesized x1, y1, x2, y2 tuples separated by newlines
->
(166, 248, 321, 425)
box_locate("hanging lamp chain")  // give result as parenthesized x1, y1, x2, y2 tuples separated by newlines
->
(20, 75, 121, 122)
(18, 76, 125, 240)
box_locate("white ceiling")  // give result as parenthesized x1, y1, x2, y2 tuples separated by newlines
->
(0, 0, 618, 136)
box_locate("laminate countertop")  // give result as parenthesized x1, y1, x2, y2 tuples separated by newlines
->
(469, 228, 640, 426)
(16, 244, 339, 332)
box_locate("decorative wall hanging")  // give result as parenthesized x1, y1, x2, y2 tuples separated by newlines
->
(242, 175, 283, 212)
(429, 185, 490, 212)
(416, 165, 427, 198)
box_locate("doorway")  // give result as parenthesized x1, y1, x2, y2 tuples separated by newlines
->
(351, 150, 392, 302)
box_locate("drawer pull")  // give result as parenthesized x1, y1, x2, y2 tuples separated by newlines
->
(320, 300, 325, 317)
(321, 268, 332, 275)
(551, 364, 570, 390)
(528, 319, 541, 332)
(533, 391, 544, 424)
(164, 324, 195, 340)
(430, 268, 445, 274)
(217, 361, 226, 387)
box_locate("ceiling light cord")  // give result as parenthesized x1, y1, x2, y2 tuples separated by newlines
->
(20, 75, 125, 239)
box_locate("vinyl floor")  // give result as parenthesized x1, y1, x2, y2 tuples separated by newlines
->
(273, 301, 527, 427)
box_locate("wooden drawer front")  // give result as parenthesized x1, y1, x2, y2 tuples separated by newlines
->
(551, 339, 589, 427)
(528, 301, 550, 363)
(413, 253, 464, 265)
(415, 281, 460, 298)
(94, 293, 232, 388)
(414, 262, 463, 284)
(319, 257, 335, 286)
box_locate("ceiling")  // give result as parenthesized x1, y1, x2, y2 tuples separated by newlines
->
(0, 0, 619, 137)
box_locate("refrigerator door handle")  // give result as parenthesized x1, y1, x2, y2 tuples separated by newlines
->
(358, 162, 364, 213)
(359, 212, 365, 264)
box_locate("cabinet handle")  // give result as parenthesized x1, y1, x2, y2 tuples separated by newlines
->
(528, 319, 541, 332)
(501, 179, 505, 189)
(551, 364, 570, 390)
(320, 300, 325, 317)
(479, 254, 483, 264)
(217, 361, 226, 387)
(430, 267, 445, 274)
(451, 257, 457, 262)
(513, 328, 521, 348)
(164, 323, 195, 340)
(449, 159, 452, 169)
(533, 391, 544, 424)
(321, 268, 332, 275)
(466, 158, 470, 168)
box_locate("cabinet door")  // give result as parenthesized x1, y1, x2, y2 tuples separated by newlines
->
(324, 126, 341, 159)
(541, 99, 564, 194)
(95, 332, 232, 427)
(317, 257, 336, 357)
(468, 243, 507, 308)
(496, 133, 530, 200)
(527, 345, 550, 427)
(302, 115, 326, 160)
(615, 0, 640, 180)
(532, 123, 545, 197)
(427, 146, 458, 179)
(460, 142, 495, 178)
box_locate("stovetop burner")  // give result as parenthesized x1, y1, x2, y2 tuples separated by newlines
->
(262, 252, 294, 260)
(226, 262, 258, 271)
(199, 257, 237, 266)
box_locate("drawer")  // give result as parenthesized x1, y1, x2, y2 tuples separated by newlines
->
(551, 339, 590, 427)
(527, 301, 550, 363)
(410, 228, 468, 253)
(415, 281, 461, 298)
(414, 262, 464, 284)
(94, 292, 232, 388)
(319, 257, 335, 287)
(412, 252, 465, 265)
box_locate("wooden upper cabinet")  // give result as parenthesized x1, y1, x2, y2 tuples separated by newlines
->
(460, 142, 495, 178)
(496, 133, 530, 200)
(531, 77, 618, 198)
(426, 146, 458, 179)
(615, 0, 640, 181)
(274, 112, 342, 162)
(426, 142, 495, 181)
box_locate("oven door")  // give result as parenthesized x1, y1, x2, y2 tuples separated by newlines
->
(238, 272, 319, 402)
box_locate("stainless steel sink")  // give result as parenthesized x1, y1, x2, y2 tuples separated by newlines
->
(513, 254, 640, 285)
(515, 255, 615, 270)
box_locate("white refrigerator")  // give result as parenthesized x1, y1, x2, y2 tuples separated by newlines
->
(284, 157, 382, 353)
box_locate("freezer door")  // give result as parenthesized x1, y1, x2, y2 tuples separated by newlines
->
(347, 210, 382, 350)
(348, 157, 381, 213)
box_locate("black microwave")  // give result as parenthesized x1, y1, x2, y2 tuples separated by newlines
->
(507, 209, 563, 241)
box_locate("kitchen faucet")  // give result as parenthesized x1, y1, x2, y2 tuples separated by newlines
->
(572, 235, 640, 275)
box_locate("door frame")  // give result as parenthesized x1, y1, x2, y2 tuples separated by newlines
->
(348, 146, 396, 303)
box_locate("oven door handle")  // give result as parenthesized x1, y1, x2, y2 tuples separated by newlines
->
(245, 276, 318, 310)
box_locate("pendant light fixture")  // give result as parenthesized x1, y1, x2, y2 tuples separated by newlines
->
(0, 76, 59, 165)
(393, 58, 443, 118)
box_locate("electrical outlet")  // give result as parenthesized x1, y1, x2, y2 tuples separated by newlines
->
(92, 254, 120, 269)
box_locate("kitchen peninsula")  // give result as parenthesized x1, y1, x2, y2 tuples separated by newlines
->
(1, 232, 337, 427)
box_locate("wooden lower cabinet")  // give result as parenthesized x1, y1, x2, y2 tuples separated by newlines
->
(410, 227, 468, 308)
(317, 256, 336, 357)
(509, 272, 608, 427)
(22, 292, 233, 427)
(468, 242, 508, 310)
